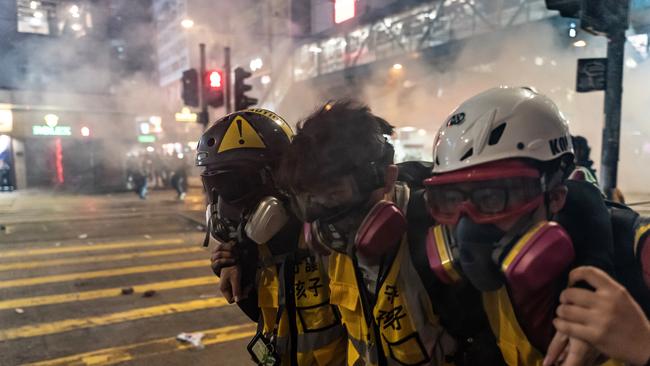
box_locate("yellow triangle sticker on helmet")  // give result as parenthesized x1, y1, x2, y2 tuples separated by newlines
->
(217, 115, 266, 153)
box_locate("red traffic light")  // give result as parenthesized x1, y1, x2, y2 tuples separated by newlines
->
(207, 70, 223, 89)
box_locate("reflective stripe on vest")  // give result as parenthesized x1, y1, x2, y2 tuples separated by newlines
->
(482, 287, 625, 366)
(634, 222, 650, 256)
(329, 237, 453, 366)
(258, 244, 346, 366)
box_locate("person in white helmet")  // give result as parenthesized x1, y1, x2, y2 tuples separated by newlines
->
(422, 86, 628, 365)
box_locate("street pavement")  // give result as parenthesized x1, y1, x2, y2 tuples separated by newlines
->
(1, 183, 648, 366)
(0, 186, 254, 366)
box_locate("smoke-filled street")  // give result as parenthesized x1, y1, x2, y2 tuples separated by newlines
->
(0, 185, 252, 365)
(2, 0, 650, 365)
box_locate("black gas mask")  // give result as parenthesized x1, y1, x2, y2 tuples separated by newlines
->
(454, 215, 534, 292)
(292, 162, 386, 253)
(201, 166, 271, 246)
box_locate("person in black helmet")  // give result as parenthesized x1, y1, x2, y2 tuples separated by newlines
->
(195, 108, 346, 366)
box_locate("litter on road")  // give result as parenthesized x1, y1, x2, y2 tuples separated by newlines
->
(176, 332, 205, 349)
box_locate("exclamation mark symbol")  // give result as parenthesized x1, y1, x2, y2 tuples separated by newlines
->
(236, 119, 245, 145)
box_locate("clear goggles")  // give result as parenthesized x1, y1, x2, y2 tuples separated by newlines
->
(424, 160, 544, 225)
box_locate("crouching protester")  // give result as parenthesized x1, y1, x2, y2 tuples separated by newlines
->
(196, 109, 347, 366)
(423, 86, 630, 365)
(278, 100, 505, 366)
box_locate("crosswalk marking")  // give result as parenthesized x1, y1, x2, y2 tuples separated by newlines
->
(0, 297, 229, 341)
(22, 323, 256, 366)
(0, 238, 185, 259)
(0, 260, 210, 289)
(0, 247, 204, 272)
(0, 276, 218, 310)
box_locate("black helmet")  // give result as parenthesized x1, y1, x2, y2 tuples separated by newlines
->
(196, 108, 293, 169)
(196, 109, 293, 206)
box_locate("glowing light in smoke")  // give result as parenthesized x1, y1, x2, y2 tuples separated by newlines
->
(30, 1, 39, 10)
(573, 40, 587, 47)
(44, 114, 59, 128)
(261, 75, 271, 85)
(0, 109, 12, 133)
(181, 19, 194, 29)
(308, 45, 322, 53)
(69, 4, 80, 17)
(81, 126, 90, 137)
(249, 58, 263, 71)
(55, 138, 64, 184)
(146, 146, 155, 152)
(0, 135, 10, 154)
(71, 23, 82, 32)
(392, 63, 403, 70)
(625, 58, 638, 68)
(334, 0, 356, 24)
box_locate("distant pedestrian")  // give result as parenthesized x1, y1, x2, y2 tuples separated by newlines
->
(170, 158, 187, 201)
(127, 156, 148, 200)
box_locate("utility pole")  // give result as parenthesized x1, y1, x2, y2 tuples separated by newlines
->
(224, 47, 232, 114)
(545, 0, 630, 197)
(198, 43, 209, 128)
(600, 29, 625, 194)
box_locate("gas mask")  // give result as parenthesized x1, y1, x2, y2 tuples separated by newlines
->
(201, 165, 289, 247)
(204, 196, 289, 247)
(427, 216, 575, 293)
(425, 159, 576, 292)
(305, 200, 407, 257)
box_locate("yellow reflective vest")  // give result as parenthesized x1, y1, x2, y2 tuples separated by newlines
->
(482, 287, 624, 366)
(258, 244, 347, 365)
(328, 237, 455, 366)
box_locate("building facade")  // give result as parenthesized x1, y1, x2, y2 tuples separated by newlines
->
(0, 0, 165, 192)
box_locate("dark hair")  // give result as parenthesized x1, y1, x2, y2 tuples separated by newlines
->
(278, 100, 395, 192)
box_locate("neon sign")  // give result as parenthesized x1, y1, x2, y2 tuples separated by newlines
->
(138, 135, 156, 143)
(33, 125, 72, 136)
(33, 114, 72, 136)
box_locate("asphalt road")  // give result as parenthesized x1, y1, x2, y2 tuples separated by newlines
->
(0, 187, 254, 366)
(2, 185, 648, 366)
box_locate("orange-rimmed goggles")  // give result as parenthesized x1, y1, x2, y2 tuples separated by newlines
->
(424, 160, 544, 225)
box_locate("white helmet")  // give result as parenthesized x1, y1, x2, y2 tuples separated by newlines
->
(432, 86, 574, 174)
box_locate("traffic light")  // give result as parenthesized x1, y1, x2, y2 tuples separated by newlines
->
(581, 1, 629, 36)
(234, 67, 258, 111)
(204, 69, 225, 108)
(544, 0, 581, 18)
(181, 69, 199, 107)
(545, 0, 629, 35)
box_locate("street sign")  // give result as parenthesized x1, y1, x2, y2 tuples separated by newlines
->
(138, 135, 156, 143)
(576, 58, 607, 92)
(175, 107, 198, 123)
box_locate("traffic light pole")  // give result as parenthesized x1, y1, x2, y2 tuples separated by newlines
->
(599, 29, 625, 196)
(199, 43, 209, 128)
(224, 47, 232, 114)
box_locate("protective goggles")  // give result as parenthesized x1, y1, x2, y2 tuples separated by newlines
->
(424, 160, 544, 225)
(201, 167, 266, 205)
(290, 176, 365, 223)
